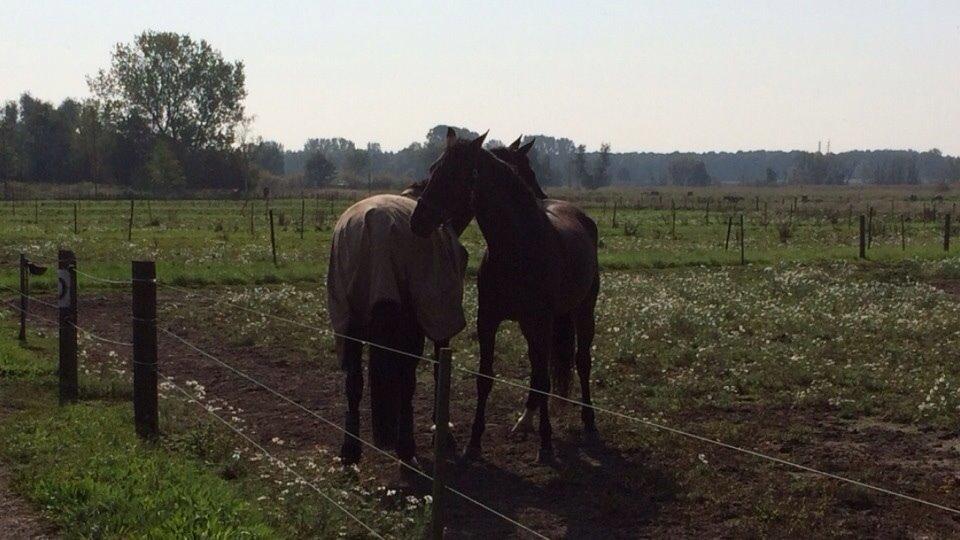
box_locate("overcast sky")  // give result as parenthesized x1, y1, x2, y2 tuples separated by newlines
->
(2, 0, 958, 154)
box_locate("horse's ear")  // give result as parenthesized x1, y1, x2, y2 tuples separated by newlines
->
(518, 139, 535, 155)
(470, 131, 488, 150)
(445, 127, 457, 149)
(508, 136, 522, 151)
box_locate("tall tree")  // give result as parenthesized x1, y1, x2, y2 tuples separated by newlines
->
(88, 31, 247, 151)
(572, 144, 589, 188)
(304, 152, 336, 187)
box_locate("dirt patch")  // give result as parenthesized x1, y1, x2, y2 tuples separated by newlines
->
(10, 293, 960, 538)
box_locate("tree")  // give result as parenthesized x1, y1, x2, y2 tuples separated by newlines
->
(584, 143, 611, 190)
(88, 31, 247, 151)
(304, 152, 336, 187)
(572, 144, 589, 188)
(765, 167, 779, 185)
(667, 156, 712, 186)
(144, 139, 185, 191)
(247, 139, 284, 175)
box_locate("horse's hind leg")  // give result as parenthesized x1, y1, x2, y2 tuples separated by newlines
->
(520, 315, 555, 464)
(514, 313, 574, 434)
(369, 303, 401, 451)
(339, 335, 364, 464)
(575, 275, 600, 435)
(395, 321, 424, 467)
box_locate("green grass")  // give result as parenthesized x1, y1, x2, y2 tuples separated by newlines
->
(0, 314, 429, 538)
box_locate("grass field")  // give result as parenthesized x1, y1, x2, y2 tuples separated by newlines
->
(2, 184, 960, 537)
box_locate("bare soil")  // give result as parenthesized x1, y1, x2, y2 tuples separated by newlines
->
(10, 292, 960, 538)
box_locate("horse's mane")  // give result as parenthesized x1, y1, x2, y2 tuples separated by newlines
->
(478, 148, 544, 215)
(488, 146, 547, 200)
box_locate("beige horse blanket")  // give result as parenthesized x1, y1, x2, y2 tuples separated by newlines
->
(326, 194, 468, 342)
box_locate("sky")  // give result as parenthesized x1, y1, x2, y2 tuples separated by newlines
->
(2, 0, 959, 154)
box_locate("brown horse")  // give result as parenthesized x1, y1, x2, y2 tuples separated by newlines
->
(411, 128, 600, 463)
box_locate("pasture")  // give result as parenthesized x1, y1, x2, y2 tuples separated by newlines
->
(2, 184, 960, 537)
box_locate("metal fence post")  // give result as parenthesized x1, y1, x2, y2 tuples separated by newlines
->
(431, 347, 453, 539)
(58, 249, 78, 404)
(132, 260, 158, 440)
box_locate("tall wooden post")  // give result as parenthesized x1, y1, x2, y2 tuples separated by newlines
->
(431, 347, 453, 540)
(269, 209, 278, 266)
(18, 254, 27, 341)
(127, 200, 135, 241)
(739, 215, 745, 265)
(900, 215, 906, 251)
(725, 216, 733, 251)
(671, 199, 677, 237)
(58, 250, 78, 405)
(945, 214, 952, 252)
(132, 261, 158, 440)
(859, 215, 866, 259)
(300, 196, 305, 240)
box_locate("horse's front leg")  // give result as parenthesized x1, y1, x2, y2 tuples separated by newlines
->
(520, 316, 555, 464)
(464, 311, 500, 461)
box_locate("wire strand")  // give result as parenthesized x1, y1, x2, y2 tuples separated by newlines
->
(159, 326, 547, 539)
(0, 284, 60, 309)
(156, 281, 439, 365)
(75, 269, 131, 285)
(155, 282, 960, 517)
(158, 370, 385, 539)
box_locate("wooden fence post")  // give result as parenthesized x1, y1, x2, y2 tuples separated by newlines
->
(250, 200, 255, 235)
(671, 199, 677, 237)
(945, 213, 951, 252)
(300, 196, 306, 240)
(859, 215, 866, 259)
(58, 249, 78, 405)
(132, 260, 158, 440)
(901, 214, 906, 251)
(867, 206, 874, 249)
(431, 347, 453, 540)
(724, 216, 733, 251)
(127, 200, 135, 241)
(73, 203, 78, 234)
(269, 209, 278, 266)
(739, 215, 745, 265)
(18, 253, 27, 341)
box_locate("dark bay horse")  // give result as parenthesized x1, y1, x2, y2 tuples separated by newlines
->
(411, 129, 600, 463)
(327, 186, 472, 473)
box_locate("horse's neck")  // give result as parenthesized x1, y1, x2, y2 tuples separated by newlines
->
(473, 154, 550, 261)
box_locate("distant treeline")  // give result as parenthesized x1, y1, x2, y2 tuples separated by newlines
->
(4, 93, 958, 195)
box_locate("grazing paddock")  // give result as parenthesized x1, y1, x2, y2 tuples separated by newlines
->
(2, 185, 960, 537)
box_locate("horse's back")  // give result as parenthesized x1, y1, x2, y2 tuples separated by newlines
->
(326, 194, 468, 342)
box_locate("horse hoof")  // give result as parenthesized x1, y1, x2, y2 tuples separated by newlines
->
(583, 427, 600, 444)
(340, 442, 361, 466)
(537, 447, 557, 466)
(460, 445, 482, 465)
